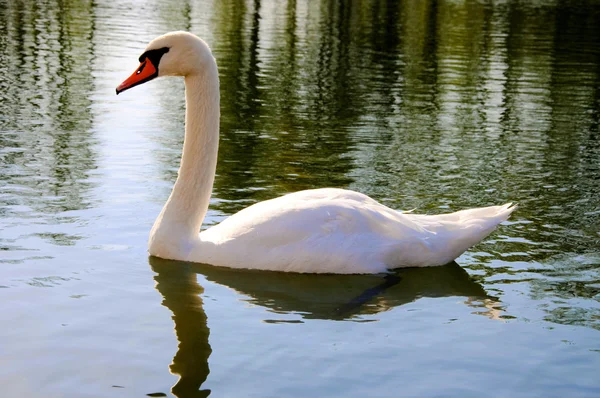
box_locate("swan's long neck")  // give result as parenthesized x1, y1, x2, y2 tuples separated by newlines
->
(149, 62, 220, 258)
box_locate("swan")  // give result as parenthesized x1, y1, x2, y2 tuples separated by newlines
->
(116, 31, 516, 274)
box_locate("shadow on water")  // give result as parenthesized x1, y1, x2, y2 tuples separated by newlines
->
(149, 257, 500, 396)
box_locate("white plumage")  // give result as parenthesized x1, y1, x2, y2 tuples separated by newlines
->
(118, 32, 516, 274)
(195, 188, 515, 273)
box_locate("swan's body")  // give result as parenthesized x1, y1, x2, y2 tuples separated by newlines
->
(117, 32, 516, 274)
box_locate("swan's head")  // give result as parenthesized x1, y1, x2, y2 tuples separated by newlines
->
(116, 31, 215, 94)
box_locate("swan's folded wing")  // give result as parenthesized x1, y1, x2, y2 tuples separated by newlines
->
(195, 188, 430, 273)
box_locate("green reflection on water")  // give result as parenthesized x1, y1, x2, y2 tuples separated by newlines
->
(0, 0, 97, 217)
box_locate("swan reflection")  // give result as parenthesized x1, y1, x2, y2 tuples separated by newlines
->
(150, 258, 501, 396)
(151, 260, 212, 398)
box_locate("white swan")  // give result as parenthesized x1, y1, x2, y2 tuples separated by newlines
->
(116, 32, 516, 274)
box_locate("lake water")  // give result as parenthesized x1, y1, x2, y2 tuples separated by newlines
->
(1, 0, 599, 397)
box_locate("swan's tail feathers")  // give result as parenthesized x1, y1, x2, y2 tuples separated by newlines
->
(431, 202, 517, 224)
(444, 202, 517, 262)
(408, 203, 517, 266)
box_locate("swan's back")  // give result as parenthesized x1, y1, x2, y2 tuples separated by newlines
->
(191, 188, 516, 274)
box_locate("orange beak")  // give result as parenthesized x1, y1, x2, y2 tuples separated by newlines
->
(116, 58, 158, 95)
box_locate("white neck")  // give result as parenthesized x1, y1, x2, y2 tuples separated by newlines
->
(148, 64, 220, 259)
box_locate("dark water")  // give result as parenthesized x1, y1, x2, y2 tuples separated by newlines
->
(1, 0, 599, 397)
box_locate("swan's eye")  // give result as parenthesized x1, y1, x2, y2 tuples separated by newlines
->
(136, 61, 146, 75)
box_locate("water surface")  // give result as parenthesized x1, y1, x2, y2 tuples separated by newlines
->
(1, 0, 599, 397)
